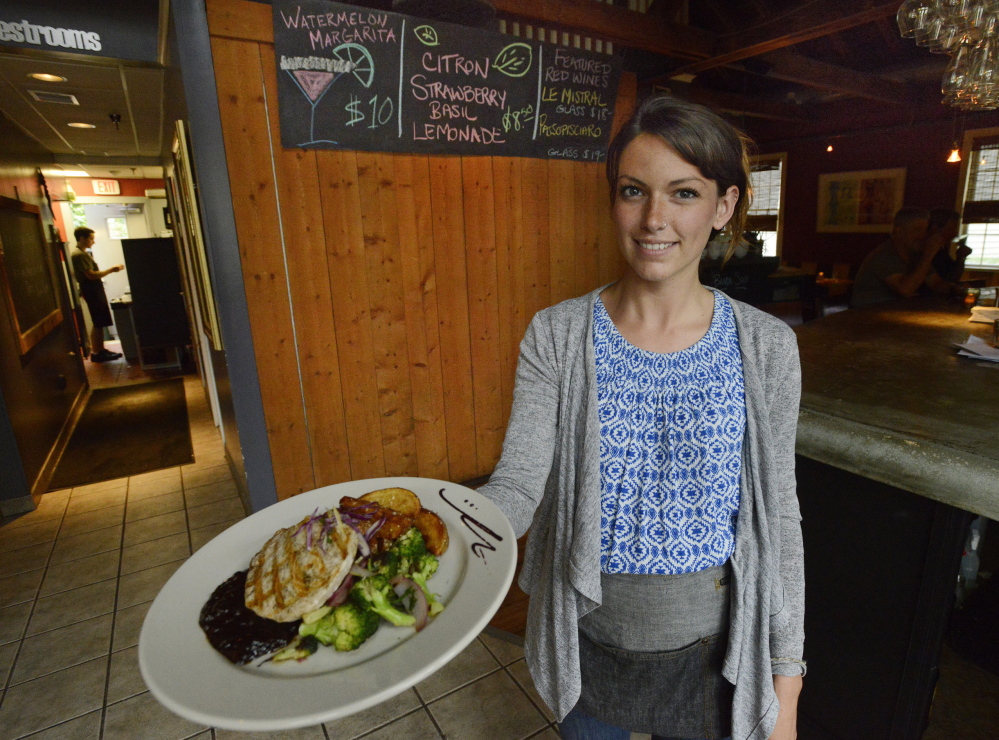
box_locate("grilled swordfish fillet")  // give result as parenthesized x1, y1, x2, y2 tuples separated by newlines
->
(244, 508, 359, 623)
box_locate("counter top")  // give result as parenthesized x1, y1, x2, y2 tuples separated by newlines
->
(793, 299, 999, 519)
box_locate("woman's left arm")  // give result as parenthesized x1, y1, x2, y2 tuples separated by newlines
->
(767, 329, 805, 668)
(766, 329, 805, 740)
(769, 674, 803, 740)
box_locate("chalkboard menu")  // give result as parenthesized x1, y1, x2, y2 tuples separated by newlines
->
(273, 0, 622, 162)
(0, 196, 63, 355)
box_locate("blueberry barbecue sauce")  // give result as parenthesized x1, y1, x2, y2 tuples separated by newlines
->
(199, 570, 300, 664)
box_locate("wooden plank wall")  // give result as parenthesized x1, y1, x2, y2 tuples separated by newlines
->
(206, 0, 636, 500)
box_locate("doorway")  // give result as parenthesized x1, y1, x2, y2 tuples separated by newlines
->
(59, 199, 186, 389)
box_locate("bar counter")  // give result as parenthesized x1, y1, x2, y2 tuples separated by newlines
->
(789, 297, 996, 740)
(793, 298, 999, 520)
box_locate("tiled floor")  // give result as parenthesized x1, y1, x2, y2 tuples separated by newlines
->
(4, 371, 994, 740)
(83, 339, 175, 389)
(0, 375, 562, 740)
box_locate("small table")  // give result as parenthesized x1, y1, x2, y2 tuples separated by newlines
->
(763, 267, 818, 321)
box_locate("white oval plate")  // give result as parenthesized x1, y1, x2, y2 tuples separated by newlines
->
(138, 477, 515, 731)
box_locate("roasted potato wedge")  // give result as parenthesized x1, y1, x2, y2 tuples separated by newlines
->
(414, 508, 449, 556)
(361, 487, 421, 517)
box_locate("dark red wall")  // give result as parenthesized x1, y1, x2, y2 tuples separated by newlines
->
(757, 113, 999, 270)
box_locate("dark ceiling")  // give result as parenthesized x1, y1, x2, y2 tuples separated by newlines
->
(486, 0, 965, 143)
(340, 0, 967, 142)
(4, 0, 977, 162)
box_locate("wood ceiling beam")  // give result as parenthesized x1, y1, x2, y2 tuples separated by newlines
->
(648, 0, 689, 25)
(487, 1, 910, 109)
(702, 0, 737, 33)
(497, 1, 907, 106)
(760, 49, 911, 104)
(648, 50, 911, 105)
(875, 16, 907, 54)
(671, 1, 899, 76)
(655, 84, 812, 122)
(493, 0, 712, 60)
(747, 96, 955, 143)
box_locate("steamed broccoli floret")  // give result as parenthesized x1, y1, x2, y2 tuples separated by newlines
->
(373, 549, 401, 579)
(373, 528, 428, 579)
(350, 574, 415, 627)
(300, 602, 379, 651)
(407, 551, 443, 616)
(270, 635, 320, 663)
(414, 551, 438, 580)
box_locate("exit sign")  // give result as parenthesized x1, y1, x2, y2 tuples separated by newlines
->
(92, 179, 120, 195)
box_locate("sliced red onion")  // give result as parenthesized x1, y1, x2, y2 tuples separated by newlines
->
(389, 576, 428, 630)
(338, 502, 379, 521)
(412, 584, 429, 631)
(326, 575, 355, 607)
(364, 517, 386, 540)
(318, 518, 334, 554)
(295, 508, 321, 534)
(390, 576, 407, 602)
(355, 533, 371, 558)
(349, 563, 373, 578)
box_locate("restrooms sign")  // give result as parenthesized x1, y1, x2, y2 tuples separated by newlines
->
(0, 21, 102, 52)
(0, 0, 159, 63)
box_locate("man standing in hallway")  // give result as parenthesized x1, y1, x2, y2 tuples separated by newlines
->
(70, 226, 124, 363)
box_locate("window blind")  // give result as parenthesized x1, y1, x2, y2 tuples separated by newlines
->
(746, 161, 781, 233)
(963, 137, 999, 223)
(962, 135, 999, 266)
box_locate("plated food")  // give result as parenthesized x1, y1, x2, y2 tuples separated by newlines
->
(141, 477, 516, 730)
(199, 487, 450, 666)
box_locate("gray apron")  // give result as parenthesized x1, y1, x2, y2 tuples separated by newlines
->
(575, 562, 734, 739)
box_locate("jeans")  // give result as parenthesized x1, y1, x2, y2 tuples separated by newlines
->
(558, 706, 732, 740)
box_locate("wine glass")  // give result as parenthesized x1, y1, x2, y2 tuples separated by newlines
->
(915, 1, 945, 46)
(898, 0, 934, 38)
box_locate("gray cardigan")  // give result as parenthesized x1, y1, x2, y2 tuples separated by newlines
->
(480, 287, 805, 740)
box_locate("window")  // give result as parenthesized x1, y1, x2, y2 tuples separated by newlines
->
(747, 153, 786, 257)
(69, 202, 87, 229)
(106, 217, 129, 240)
(958, 129, 999, 268)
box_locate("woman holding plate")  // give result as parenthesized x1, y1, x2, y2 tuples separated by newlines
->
(480, 94, 804, 740)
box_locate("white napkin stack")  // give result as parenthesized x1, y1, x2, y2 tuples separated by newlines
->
(969, 306, 999, 324)
(954, 334, 999, 363)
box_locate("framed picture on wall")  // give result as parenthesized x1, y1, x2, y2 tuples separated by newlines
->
(817, 168, 906, 233)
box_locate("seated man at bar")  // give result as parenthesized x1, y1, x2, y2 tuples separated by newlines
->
(928, 207, 972, 285)
(852, 207, 935, 307)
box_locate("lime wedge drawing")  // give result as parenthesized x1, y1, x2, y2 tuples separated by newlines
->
(415, 25, 439, 46)
(332, 43, 375, 88)
(494, 43, 533, 78)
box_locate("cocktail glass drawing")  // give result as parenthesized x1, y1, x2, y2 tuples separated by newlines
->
(286, 43, 376, 147)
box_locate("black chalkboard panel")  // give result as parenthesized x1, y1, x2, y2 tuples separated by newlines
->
(0, 196, 62, 355)
(122, 238, 191, 349)
(273, 0, 622, 162)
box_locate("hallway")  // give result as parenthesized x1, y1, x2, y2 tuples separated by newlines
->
(0, 376, 560, 740)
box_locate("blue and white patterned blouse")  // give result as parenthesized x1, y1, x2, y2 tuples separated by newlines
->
(594, 291, 746, 575)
